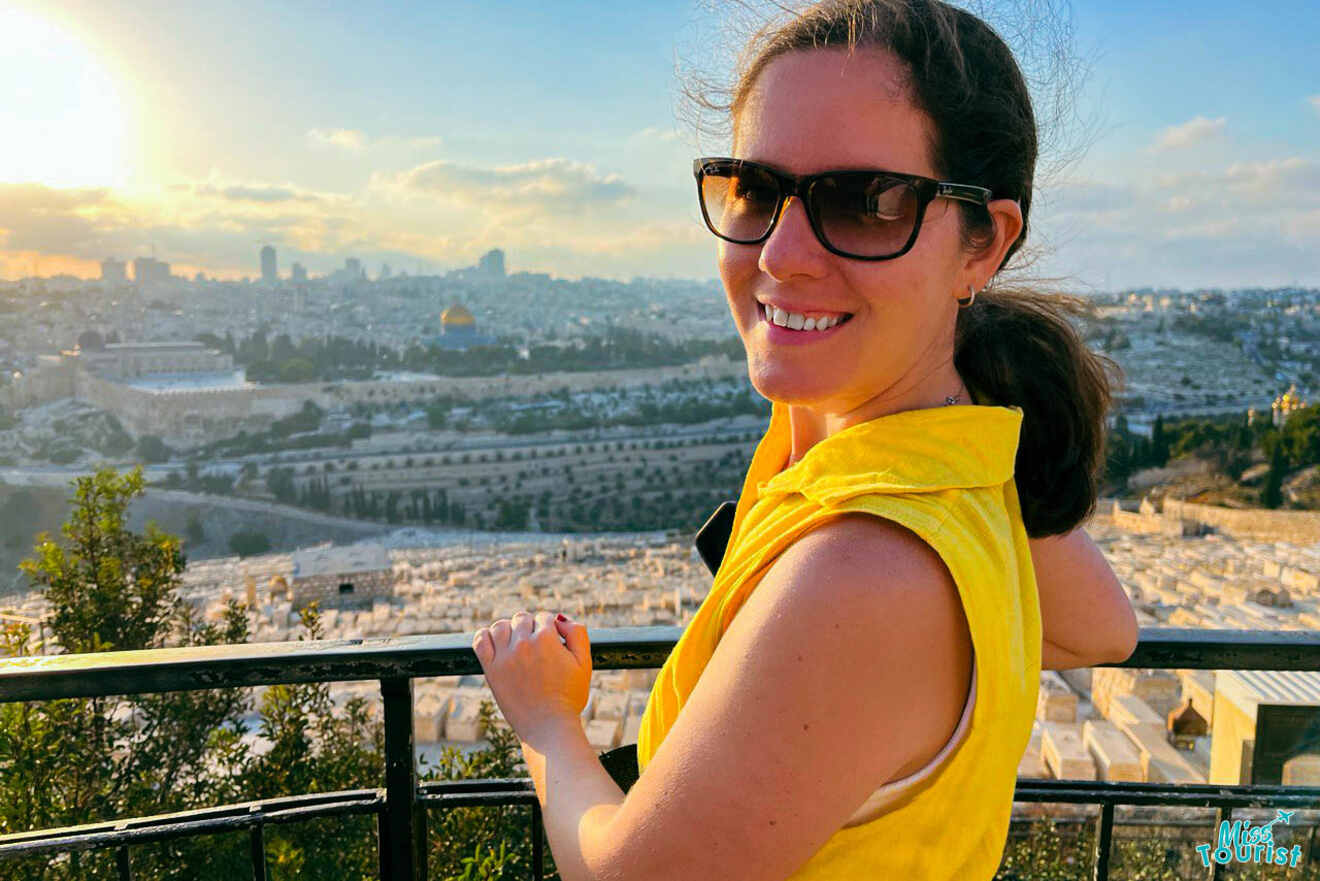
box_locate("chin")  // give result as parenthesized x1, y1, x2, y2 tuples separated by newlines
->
(747, 360, 841, 409)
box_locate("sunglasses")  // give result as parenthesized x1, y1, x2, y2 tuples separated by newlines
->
(693, 157, 992, 261)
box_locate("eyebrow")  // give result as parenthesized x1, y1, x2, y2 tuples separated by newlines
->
(731, 156, 933, 178)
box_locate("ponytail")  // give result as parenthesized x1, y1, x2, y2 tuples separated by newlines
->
(955, 286, 1119, 537)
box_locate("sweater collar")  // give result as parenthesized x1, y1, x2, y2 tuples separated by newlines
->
(748, 399, 1023, 507)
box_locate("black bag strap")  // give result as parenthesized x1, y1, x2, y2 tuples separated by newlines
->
(693, 500, 737, 578)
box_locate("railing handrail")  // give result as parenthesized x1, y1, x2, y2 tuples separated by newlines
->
(4, 626, 1320, 880)
(3, 626, 1320, 703)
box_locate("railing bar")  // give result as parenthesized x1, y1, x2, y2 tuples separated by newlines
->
(1092, 801, 1114, 881)
(531, 800, 543, 881)
(1011, 788, 1320, 808)
(0, 788, 384, 844)
(1210, 805, 1227, 881)
(8, 626, 1320, 705)
(419, 779, 536, 794)
(1016, 778, 1320, 796)
(416, 796, 429, 881)
(0, 799, 383, 861)
(420, 794, 540, 808)
(380, 676, 418, 881)
(0, 627, 686, 704)
(249, 823, 266, 881)
(116, 845, 132, 881)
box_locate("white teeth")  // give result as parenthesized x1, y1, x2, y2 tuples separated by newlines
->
(760, 302, 850, 331)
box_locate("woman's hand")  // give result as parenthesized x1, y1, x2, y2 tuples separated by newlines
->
(472, 610, 593, 742)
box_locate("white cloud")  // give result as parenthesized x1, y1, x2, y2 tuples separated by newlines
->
(1033, 155, 1320, 288)
(1152, 115, 1227, 151)
(629, 126, 684, 144)
(1310, 95, 1320, 115)
(306, 129, 443, 154)
(307, 128, 368, 152)
(384, 157, 636, 217)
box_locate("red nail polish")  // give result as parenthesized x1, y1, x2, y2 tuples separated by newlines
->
(556, 613, 567, 622)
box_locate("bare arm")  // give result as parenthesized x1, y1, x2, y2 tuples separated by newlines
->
(518, 513, 974, 881)
(1029, 527, 1139, 670)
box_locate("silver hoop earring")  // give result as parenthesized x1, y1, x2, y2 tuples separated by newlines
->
(956, 283, 978, 308)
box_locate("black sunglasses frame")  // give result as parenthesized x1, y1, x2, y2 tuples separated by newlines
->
(693, 157, 993, 261)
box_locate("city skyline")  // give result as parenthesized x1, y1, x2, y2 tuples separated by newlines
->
(1, 0, 1317, 288)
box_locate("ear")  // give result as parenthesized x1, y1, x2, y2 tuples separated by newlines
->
(960, 198, 1024, 293)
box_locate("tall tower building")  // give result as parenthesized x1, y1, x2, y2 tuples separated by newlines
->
(478, 248, 506, 278)
(132, 256, 170, 285)
(260, 245, 277, 284)
(291, 262, 308, 283)
(100, 258, 126, 284)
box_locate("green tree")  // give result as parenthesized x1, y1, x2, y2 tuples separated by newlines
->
(2, 467, 555, 881)
(1263, 442, 1286, 509)
(3, 467, 254, 880)
(243, 604, 384, 879)
(0, 489, 40, 552)
(185, 512, 205, 545)
(21, 468, 183, 655)
(229, 529, 272, 557)
(1150, 415, 1170, 467)
(135, 435, 171, 464)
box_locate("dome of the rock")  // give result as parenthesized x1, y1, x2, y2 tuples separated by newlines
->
(441, 303, 476, 327)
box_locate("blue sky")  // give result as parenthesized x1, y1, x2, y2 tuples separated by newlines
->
(3, 0, 1317, 288)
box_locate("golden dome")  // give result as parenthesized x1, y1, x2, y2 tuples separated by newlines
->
(1274, 383, 1306, 413)
(441, 303, 476, 327)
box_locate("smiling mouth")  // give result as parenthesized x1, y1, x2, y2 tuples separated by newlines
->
(759, 302, 854, 331)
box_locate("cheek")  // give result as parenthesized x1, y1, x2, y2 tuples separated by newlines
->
(718, 244, 760, 319)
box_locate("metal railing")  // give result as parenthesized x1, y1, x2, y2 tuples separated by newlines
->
(2, 626, 1320, 880)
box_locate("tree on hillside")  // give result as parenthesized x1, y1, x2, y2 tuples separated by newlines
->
(4, 467, 254, 880)
(1263, 442, 1286, 509)
(1150, 415, 1170, 468)
(2, 467, 557, 880)
(21, 468, 187, 655)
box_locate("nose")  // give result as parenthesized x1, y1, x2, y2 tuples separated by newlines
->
(757, 195, 830, 281)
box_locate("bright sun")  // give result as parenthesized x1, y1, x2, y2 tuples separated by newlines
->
(0, 6, 130, 188)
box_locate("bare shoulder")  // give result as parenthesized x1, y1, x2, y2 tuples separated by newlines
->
(773, 511, 963, 612)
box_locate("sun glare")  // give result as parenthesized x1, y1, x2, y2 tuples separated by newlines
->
(0, 6, 131, 188)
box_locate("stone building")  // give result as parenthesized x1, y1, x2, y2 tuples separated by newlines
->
(289, 544, 393, 610)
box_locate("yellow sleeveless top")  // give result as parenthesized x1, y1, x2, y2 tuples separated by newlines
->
(636, 398, 1042, 880)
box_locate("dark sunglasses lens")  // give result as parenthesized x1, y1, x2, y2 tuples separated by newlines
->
(811, 176, 919, 257)
(700, 164, 779, 242)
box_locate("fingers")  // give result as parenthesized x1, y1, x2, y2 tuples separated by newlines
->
(472, 628, 494, 665)
(474, 610, 578, 663)
(489, 618, 512, 650)
(556, 613, 592, 670)
(510, 610, 535, 641)
(533, 610, 558, 637)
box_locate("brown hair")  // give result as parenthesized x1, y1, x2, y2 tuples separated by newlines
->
(703, 0, 1119, 537)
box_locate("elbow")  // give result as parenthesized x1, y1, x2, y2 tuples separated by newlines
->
(1107, 603, 1140, 665)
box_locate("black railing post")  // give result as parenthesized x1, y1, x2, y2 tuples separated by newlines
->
(248, 809, 267, 881)
(1208, 807, 1226, 881)
(380, 677, 424, 881)
(531, 800, 544, 881)
(115, 846, 132, 881)
(1091, 801, 1114, 881)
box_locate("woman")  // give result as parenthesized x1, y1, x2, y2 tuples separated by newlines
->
(472, 1, 1138, 878)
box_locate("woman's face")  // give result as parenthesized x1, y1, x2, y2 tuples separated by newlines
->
(722, 48, 972, 415)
